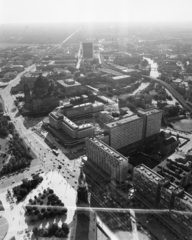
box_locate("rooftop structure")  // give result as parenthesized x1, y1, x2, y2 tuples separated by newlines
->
(98, 68, 124, 77)
(57, 79, 81, 92)
(111, 75, 131, 83)
(154, 158, 191, 188)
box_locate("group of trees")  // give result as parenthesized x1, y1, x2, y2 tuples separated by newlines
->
(13, 174, 43, 202)
(164, 104, 181, 118)
(25, 188, 67, 220)
(33, 222, 69, 238)
(0, 116, 14, 138)
(0, 131, 33, 177)
(8, 132, 32, 159)
(0, 156, 30, 176)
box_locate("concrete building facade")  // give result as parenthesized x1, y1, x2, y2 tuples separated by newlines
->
(133, 164, 192, 239)
(86, 138, 129, 183)
(104, 115, 143, 150)
(82, 42, 93, 59)
(137, 108, 163, 142)
(49, 112, 95, 139)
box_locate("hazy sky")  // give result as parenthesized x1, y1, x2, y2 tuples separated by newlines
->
(0, 0, 192, 24)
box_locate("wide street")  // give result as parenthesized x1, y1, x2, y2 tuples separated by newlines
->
(0, 30, 83, 192)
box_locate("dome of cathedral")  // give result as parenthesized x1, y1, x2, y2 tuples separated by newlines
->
(33, 73, 49, 90)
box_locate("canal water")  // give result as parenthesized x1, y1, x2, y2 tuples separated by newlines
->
(171, 118, 192, 132)
(144, 57, 160, 78)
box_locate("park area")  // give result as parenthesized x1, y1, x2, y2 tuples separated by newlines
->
(0, 170, 77, 240)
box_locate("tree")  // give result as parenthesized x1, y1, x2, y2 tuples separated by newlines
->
(49, 223, 58, 236)
(33, 227, 39, 239)
(61, 223, 69, 236)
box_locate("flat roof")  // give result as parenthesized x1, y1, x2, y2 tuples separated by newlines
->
(98, 68, 124, 76)
(89, 138, 127, 162)
(105, 114, 140, 128)
(135, 164, 164, 183)
(57, 79, 81, 87)
(112, 75, 131, 80)
(137, 108, 162, 115)
(63, 116, 78, 129)
(49, 112, 63, 120)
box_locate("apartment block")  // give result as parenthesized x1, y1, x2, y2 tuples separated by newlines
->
(133, 164, 192, 238)
(104, 115, 143, 150)
(86, 138, 128, 183)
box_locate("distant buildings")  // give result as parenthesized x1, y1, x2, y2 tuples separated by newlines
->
(82, 42, 93, 59)
(59, 102, 104, 119)
(86, 138, 129, 185)
(133, 164, 192, 239)
(57, 79, 81, 92)
(110, 75, 131, 84)
(23, 74, 59, 114)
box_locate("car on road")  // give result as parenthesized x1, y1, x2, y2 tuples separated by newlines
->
(52, 149, 59, 156)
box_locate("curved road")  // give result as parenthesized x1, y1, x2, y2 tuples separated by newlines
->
(142, 75, 192, 112)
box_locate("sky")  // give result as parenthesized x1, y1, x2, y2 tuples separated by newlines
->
(1, 0, 192, 24)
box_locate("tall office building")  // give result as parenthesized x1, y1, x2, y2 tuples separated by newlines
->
(86, 138, 129, 184)
(82, 42, 93, 59)
(104, 115, 143, 150)
(137, 108, 163, 142)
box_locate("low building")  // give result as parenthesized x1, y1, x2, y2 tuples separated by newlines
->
(57, 79, 81, 92)
(111, 75, 131, 84)
(98, 111, 114, 123)
(154, 158, 191, 188)
(160, 137, 178, 156)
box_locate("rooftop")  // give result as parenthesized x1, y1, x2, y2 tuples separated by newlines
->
(137, 107, 162, 116)
(112, 75, 131, 81)
(105, 114, 140, 128)
(57, 79, 81, 87)
(135, 164, 164, 184)
(63, 116, 78, 129)
(89, 138, 128, 163)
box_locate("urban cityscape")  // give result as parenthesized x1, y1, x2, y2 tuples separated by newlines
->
(1, 0, 192, 240)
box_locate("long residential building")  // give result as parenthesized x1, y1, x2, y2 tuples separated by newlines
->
(133, 164, 192, 239)
(60, 102, 104, 119)
(86, 138, 129, 183)
(104, 114, 143, 150)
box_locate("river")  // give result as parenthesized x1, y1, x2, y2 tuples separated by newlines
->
(144, 57, 160, 78)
